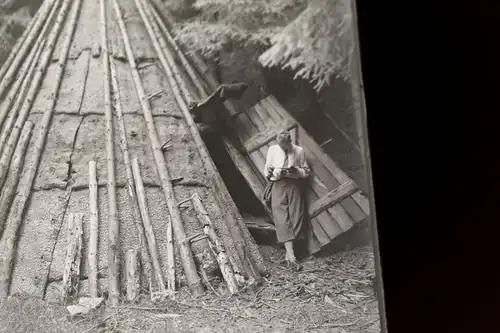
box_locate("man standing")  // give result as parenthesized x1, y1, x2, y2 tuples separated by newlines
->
(264, 130, 310, 270)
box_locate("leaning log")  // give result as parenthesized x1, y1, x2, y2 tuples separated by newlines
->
(0, 44, 44, 157)
(191, 193, 239, 294)
(62, 213, 84, 303)
(0, 0, 46, 83)
(88, 160, 99, 297)
(100, 0, 120, 306)
(111, 0, 204, 295)
(126, 249, 140, 302)
(141, 0, 265, 279)
(131, 158, 167, 295)
(0, 0, 55, 100)
(0, 121, 33, 238)
(0, 0, 60, 149)
(0, 0, 70, 192)
(0, 0, 77, 301)
(109, 57, 155, 297)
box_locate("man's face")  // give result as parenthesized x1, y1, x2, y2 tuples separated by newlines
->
(278, 139, 292, 152)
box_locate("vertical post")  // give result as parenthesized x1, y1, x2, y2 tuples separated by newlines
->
(125, 249, 140, 302)
(88, 160, 99, 297)
(62, 213, 84, 302)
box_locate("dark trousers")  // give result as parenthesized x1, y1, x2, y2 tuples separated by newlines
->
(271, 178, 306, 243)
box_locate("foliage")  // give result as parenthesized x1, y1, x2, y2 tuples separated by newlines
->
(167, 0, 354, 91)
(168, 0, 307, 57)
(259, 0, 353, 91)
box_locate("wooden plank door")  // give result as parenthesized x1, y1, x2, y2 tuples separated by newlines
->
(231, 95, 370, 253)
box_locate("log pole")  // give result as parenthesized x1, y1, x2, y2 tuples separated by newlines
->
(0, 0, 77, 301)
(0, 0, 70, 192)
(110, 57, 156, 298)
(0, 0, 55, 100)
(125, 249, 140, 302)
(100, 0, 120, 306)
(61, 213, 84, 303)
(88, 160, 99, 297)
(111, 0, 203, 296)
(0, 121, 33, 238)
(131, 158, 167, 295)
(191, 193, 238, 294)
(139, 0, 264, 279)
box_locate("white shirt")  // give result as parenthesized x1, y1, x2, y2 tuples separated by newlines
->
(264, 144, 311, 181)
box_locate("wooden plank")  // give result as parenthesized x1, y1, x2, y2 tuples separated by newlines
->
(243, 107, 276, 175)
(243, 118, 297, 153)
(309, 181, 358, 219)
(62, 213, 84, 302)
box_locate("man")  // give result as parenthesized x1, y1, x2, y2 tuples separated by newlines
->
(264, 130, 310, 270)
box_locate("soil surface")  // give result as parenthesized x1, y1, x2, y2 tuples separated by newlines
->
(0, 245, 379, 333)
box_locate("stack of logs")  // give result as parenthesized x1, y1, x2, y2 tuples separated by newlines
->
(60, 159, 240, 303)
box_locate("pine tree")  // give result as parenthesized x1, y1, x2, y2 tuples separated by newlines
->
(165, 0, 353, 91)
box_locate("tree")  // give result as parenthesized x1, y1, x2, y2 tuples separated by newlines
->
(165, 0, 353, 92)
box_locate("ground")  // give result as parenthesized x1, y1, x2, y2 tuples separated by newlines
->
(0, 245, 379, 333)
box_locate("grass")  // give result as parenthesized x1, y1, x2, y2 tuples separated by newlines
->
(0, 245, 379, 333)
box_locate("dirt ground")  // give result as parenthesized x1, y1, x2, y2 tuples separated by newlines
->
(0, 245, 379, 333)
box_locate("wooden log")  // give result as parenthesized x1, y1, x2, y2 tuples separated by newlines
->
(88, 160, 99, 297)
(0, 0, 60, 158)
(100, 0, 120, 306)
(138, 0, 264, 280)
(0, 14, 50, 132)
(165, 215, 175, 294)
(191, 193, 239, 294)
(0, 0, 46, 83)
(0, 0, 77, 301)
(131, 158, 167, 295)
(0, 43, 44, 154)
(126, 249, 140, 302)
(110, 0, 204, 296)
(109, 58, 155, 297)
(0, 0, 56, 100)
(0, 0, 71, 192)
(61, 213, 84, 303)
(0, 121, 33, 238)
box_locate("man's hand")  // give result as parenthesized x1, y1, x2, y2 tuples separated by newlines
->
(287, 166, 301, 178)
(266, 166, 275, 180)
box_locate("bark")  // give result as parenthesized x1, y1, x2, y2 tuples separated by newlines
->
(0, 0, 77, 301)
(109, 57, 155, 297)
(125, 249, 140, 302)
(88, 160, 99, 297)
(131, 158, 167, 295)
(62, 213, 84, 303)
(0, 121, 33, 238)
(111, 0, 204, 296)
(100, 0, 120, 306)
